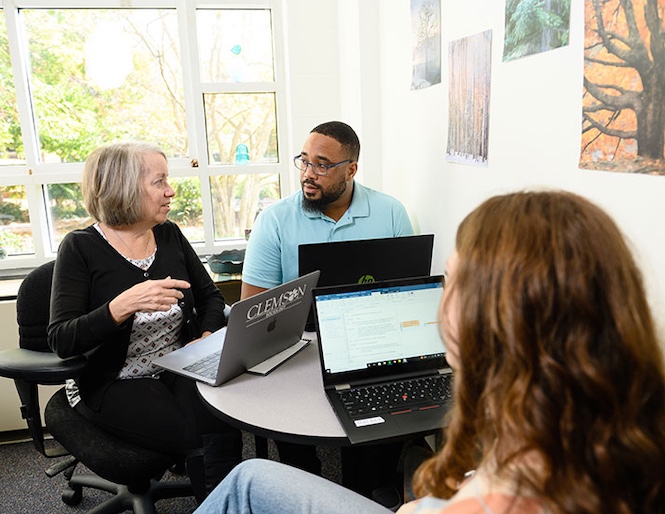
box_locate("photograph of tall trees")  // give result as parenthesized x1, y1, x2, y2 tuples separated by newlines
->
(446, 30, 492, 167)
(581, 0, 665, 175)
(503, 0, 571, 62)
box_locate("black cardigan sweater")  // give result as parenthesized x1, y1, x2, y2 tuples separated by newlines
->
(47, 221, 226, 410)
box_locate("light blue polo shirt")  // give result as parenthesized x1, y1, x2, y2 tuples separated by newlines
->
(242, 181, 414, 289)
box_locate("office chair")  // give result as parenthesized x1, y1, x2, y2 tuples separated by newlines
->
(0, 261, 193, 513)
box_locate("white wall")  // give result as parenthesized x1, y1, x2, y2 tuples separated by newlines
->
(282, 0, 341, 193)
(268, 0, 665, 354)
(284, 0, 385, 188)
(327, 0, 665, 352)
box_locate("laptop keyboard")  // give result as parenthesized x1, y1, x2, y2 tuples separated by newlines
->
(337, 374, 453, 418)
(183, 350, 222, 380)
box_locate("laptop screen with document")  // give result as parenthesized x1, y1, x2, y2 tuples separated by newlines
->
(313, 276, 447, 385)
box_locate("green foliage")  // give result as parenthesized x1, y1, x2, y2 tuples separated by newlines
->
(260, 187, 278, 200)
(0, 230, 31, 253)
(18, 8, 187, 163)
(47, 183, 87, 219)
(504, 0, 571, 61)
(25, 10, 118, 161)
(0, 200, 28, 223)
(170, 178, 202, 226)
(0, 25, 24, 159)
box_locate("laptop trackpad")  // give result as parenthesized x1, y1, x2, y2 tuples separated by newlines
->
(246, 338, 310, 375)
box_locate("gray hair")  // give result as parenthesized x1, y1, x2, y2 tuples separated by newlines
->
(82, 142, 167, 226)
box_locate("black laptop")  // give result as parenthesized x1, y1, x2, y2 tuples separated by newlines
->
(298, 234, 434, 331)
(312, 275, 453, 444)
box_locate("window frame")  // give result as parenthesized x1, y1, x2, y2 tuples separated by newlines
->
(0, 0, 291, 273)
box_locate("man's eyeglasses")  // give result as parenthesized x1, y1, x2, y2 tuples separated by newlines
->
(293, 155, 352, 176)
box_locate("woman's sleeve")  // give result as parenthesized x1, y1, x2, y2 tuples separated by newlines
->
(47, 233, 127, 358)
(180, 230, 226, 334)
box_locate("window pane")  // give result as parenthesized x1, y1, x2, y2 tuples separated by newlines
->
(47, 178, 207, 251)
(169, 176, 204, 243)
(0, 186, 32, 256)
(22, 9, 187, 163)
(204, 93, 278, 165)
(210, 173, 279, 240)
(45, 183, 90, 252)
(0, 12, 25, 164)
(197, 9, 274, 83)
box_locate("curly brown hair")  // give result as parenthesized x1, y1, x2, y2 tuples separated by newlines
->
(413, 190, 665, 514)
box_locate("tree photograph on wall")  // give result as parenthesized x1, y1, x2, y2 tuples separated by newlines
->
(411, 0, 441, 90)
(503, 0, 571, 62)
(581, 0, 665, 175)
(447, 30, 492, 167)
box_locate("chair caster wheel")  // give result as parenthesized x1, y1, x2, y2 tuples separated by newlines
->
(62, 485, 82, 506)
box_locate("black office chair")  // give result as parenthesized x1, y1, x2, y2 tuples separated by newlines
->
(0, 261, 193, 513)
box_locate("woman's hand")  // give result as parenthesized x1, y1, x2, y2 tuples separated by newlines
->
(186, 330, 212, 346)
(109, 276, 191, 324)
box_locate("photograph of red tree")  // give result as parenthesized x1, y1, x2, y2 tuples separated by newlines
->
(581, 0, 665, 175)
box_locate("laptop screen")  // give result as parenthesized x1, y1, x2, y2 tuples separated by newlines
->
(298, 235, 434, 287)
(313, 276, 447, 384)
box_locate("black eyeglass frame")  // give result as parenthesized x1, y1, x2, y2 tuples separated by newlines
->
(293, 154, 353, 176)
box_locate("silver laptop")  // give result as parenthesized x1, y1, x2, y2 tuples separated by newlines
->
(313, 275, 453, 444)
(154, 270, 320, 386)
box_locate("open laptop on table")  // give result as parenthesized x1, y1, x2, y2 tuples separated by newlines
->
(154, 270, 320, 386)
(312, 275, 453, 444)
(298, 234, 434, 331)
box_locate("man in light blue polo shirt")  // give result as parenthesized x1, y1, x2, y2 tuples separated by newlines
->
(240, 121, 413, 509)
(241, 122, 413, 295)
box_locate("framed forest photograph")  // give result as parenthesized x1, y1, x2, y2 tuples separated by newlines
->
(446, 30, 492, 167)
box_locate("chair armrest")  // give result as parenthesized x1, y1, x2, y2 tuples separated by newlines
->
(0, 348, 86, 456)
(0, 348, 87, 383)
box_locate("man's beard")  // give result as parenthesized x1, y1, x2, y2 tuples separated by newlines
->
(301, 179, 347, 213)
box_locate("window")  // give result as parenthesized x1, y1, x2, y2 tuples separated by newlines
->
(0, 0, 287, 271)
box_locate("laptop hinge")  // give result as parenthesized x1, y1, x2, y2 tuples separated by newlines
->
(438, 368, 453, 375)
(334, 384, 351, 391)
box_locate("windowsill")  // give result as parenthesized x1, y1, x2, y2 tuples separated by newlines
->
(0, 278, 23, 300)
(0, 249, 247, 300)
(0, 267, 31, 279)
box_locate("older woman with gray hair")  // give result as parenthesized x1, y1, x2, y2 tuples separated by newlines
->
(48, 141, 241, 503)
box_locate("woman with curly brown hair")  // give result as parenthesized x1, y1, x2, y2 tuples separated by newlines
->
(194, 190, 665, 514)
(408, 190, 665, 514)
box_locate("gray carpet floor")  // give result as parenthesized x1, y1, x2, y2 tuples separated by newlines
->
(0, 431, 342, 514)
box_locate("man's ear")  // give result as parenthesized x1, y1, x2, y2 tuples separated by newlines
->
(347, 161, 358, 180)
